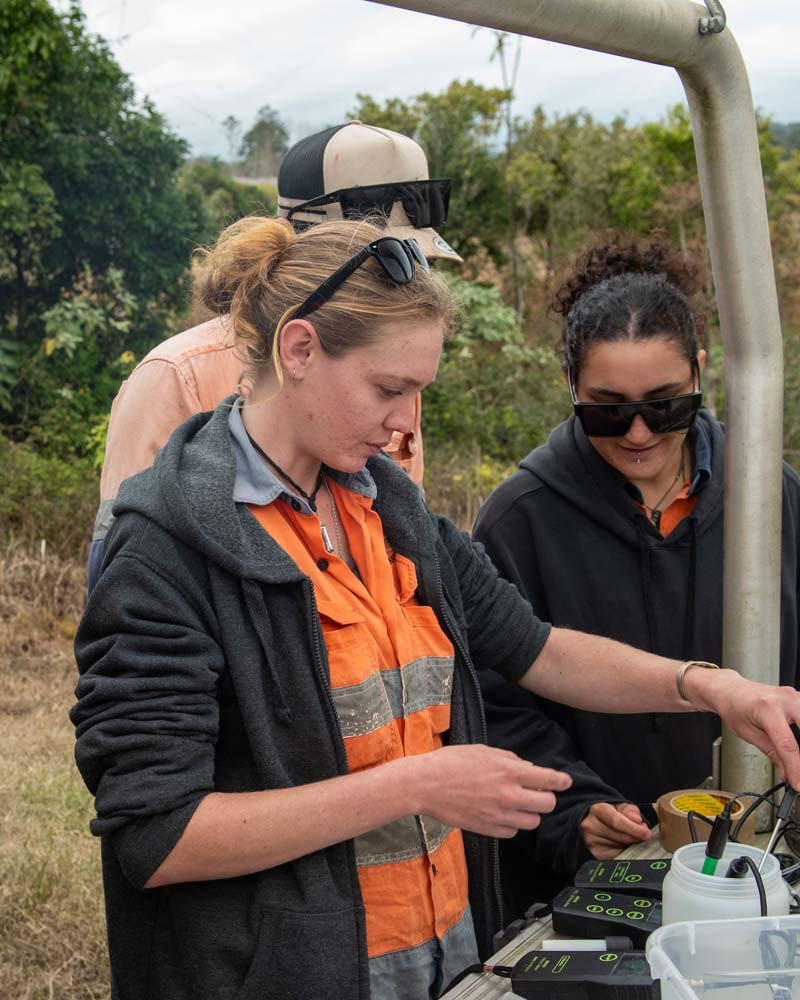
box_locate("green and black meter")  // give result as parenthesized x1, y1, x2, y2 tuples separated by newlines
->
(573, 858, 670, 899)
(551, 886, 661, 947)
(510, 948, 660, 998)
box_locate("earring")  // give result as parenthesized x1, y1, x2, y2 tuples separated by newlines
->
(291, 368, 298, 381)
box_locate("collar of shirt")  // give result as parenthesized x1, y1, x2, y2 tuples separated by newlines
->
(622, 417, 713, 504)
(688, 417, 712, 496)
(228, 398, 377, 508)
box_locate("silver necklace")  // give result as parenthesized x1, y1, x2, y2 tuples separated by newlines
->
(641, 447, 686, 531)
(320, 475, 345, 555)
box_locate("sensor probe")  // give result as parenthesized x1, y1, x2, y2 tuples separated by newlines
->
(758, 724, 800, 873)
(700, 803, 734, 875)
(758, 783, 799, 872)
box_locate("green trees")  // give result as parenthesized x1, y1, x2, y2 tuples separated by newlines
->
(237, 105, 289, 178)
(351, 83, 511, 254)
(3, 1, 800, 547)
(351, 81, 800, 489)
(0, 0, 202, 449)
(424, 275, 565, 461)
(179, 159, 277, 247)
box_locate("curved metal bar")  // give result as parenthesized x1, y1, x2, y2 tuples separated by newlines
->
(368, 0, 782, 801)
(699, 0, 727, 35)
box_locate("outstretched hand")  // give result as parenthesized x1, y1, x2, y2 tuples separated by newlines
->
(411, 744, 572, 839)
(580, 801, 651, 859)
(687, 669, 800, 788)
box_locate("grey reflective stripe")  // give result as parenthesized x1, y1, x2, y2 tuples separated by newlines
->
(92, 499, 116, 542)
(331, 655, 454, 739)
(390, 656, 453, 716)
(333, 669, 394, 739)
(367, 906, 478, 1000)
(355, 813, 452, 867)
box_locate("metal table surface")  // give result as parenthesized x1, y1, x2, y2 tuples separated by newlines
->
(441, 833, 671, 1000)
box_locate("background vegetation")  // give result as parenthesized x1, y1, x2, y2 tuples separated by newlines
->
(3, 1, 800, 996)
(4, 3, 800, 562)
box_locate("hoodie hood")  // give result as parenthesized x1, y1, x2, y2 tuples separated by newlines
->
(112, 396, 435, 585)
(518, 409, 724, 548)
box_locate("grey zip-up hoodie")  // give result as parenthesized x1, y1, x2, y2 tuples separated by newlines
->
(72, 398, 551, 1000)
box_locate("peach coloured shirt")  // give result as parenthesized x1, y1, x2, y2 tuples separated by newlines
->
(99, 316, 424, 504)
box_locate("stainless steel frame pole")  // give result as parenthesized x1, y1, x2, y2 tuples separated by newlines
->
(369, 0, 783, 801)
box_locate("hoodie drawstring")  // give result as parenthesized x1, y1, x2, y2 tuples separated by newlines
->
(635, 515, 665, 733)
(634, 515, 658, 653)
(242, 579, 293, 724)
(680, 517, 699, 660)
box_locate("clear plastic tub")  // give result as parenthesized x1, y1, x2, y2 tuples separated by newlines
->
(646, 914, 800, 999)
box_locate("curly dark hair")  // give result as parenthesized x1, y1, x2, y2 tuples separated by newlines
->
(553, 230, 706, 375)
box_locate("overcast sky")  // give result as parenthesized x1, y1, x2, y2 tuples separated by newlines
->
(56, 0, 800, 159)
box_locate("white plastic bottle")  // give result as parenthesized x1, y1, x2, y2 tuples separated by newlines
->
(662, 841, 790, 924)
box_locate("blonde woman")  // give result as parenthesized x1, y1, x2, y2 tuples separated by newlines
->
(73, 217, 800, 1000)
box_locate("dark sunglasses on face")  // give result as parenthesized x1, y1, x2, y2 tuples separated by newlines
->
(294, 236, 430, 320)
(569, 362, 703, 437)
(285, 179, 451, 230)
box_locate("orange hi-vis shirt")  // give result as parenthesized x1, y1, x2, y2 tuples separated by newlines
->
(636, 480, 699, 537)
(248, 479, 470, 959)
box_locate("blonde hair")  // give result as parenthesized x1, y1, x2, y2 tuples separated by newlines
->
(198, 215, 457, 387)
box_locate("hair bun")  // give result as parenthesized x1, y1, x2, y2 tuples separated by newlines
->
(200, 217, 294, 314)
(552, 229, 703, 318)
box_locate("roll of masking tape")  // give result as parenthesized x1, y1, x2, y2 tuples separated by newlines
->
(655, 789, 756, 853)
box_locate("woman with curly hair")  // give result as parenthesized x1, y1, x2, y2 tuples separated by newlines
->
(474, 230, 800, 889)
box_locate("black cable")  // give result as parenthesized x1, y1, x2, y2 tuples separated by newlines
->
(761, 930, 797, 967)
(725, 856, 750, 878)
(442, 961, 514, 992)
(725, 791, 772, 843)
(729, 855, 767, 916)
(775, 854, 800, 885)
(732, 781, 786, 841)
(687, 808, 713, 842)
(485, 965, 514, 978)
(780, 821, 800, 859)
(440, 963, 487, 992)
(491, 901, 552, 952)
(759, 929, 798, 997)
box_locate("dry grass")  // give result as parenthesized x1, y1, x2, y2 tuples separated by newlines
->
(0, 545, 109, 1000)
(0, 463, 509, 998)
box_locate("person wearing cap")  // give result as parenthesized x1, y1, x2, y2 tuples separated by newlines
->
(88, 121, 459, 591)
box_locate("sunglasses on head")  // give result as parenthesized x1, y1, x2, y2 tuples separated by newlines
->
(569, 362, 702, 437)
(285, 178, 451, 230)
(294, 236, 430, 320)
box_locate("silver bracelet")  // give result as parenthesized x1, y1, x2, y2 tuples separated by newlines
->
(677, 659, 721, 704)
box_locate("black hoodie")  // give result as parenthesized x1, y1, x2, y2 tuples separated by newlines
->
(72, 399, 551, 999)
(474, 409, 800, 807)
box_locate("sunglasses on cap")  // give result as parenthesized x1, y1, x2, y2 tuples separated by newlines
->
(294, 236, 430, 320)
(569, 362, 702, 437)
(285, 178, 451, 230)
